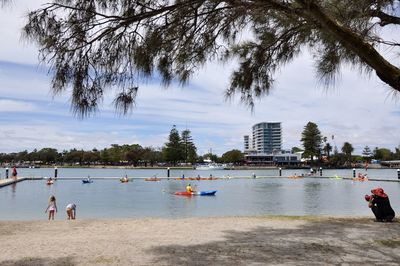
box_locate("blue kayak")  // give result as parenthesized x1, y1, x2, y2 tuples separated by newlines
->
(196, 190, 217, 196)
(82, 179, 93, 184)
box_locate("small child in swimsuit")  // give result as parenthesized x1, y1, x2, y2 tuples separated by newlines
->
(45, 195, 57, 220)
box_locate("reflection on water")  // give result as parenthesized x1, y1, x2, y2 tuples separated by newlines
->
(11, 183, 16, 199)
(0, 177, 399, 220)
(304, 182, 322, 215)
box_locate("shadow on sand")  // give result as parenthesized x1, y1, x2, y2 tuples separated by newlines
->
(147, 219, 400, 265)
(0, 256, 75, 266)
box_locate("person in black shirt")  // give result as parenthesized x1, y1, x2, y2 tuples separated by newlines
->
(365, 187, 395, 222)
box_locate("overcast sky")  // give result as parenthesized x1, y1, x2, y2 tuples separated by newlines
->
(0, 1, 399, 155)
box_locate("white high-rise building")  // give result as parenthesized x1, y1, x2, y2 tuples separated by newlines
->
(244, 135, 250, 150)
(249, 122, 282, 154)
(243, 122, 299, 165)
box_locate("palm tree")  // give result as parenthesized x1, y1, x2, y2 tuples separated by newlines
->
(323, 143, 333, 159)
(341, 142, 354, 165)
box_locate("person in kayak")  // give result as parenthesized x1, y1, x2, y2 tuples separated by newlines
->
(120, 175, 129, 182)
(365, 187, 395, 222)
(186, 184, 194, 193)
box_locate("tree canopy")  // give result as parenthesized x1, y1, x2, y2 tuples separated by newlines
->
(362, 145, 373, 158)
(181, 129, 197, 164)
(163, 125, 183, 165)
(17, 0, 400, 116)
(221, 149, 244, 164)
(301, 121, 322, 162)
(341, 141, 354, 163)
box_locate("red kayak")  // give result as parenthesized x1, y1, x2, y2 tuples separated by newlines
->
(174, 190, 217, 196)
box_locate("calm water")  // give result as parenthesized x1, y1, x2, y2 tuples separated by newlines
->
(1, 167, 399, 179)
(1, 168, 400, 220)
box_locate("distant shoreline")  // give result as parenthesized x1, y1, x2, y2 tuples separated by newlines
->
(2, 164, 387, 170)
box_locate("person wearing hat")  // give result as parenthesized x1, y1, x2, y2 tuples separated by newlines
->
(365, 187, 395, 222)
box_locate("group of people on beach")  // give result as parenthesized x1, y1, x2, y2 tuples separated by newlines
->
(45, 195, 76, 220)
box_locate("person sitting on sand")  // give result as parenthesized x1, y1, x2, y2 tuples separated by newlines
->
(365, 187, 395, 222)
(66, 203, 76, 220)
(186, 184, 193, 193)
(45, 195, 57, 220)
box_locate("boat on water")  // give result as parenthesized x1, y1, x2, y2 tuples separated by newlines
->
(288, 175, 303, 179)
(82, 176, 93, 184)
(119, 174, 130, 183)
(195, 159, 226, 170)
(120, 177, 129, 183)
(45, 177, 55, 185)
(174, 190, 217, 196)
(174, 176, 219, 180)
(195, 163, 225, 170)
(145, 177, 161, 182)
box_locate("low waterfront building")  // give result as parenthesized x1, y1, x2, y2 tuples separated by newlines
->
(244, 151, 300, 166)
(380, 160, 400, 168)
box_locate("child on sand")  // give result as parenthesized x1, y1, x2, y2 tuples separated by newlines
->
(66, 203, 76, 220)
(45, 195, 57, 220)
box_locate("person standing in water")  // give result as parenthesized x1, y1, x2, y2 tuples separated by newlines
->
(11, 166, 17, 179)
(45, 195, 58, 220)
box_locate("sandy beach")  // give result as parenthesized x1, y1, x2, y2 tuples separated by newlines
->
(0, 216, 399, 266)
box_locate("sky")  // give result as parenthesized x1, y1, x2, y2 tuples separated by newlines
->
(0, 1, 399, 156)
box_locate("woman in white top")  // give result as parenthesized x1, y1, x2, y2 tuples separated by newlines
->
(66, 203, 77, 220)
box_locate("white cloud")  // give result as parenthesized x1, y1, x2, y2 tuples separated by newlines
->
(0, 123, 140, 153)
(0, 0, 48, 65)
(0, 99, 37, 112)
(0, 1, 399, 155)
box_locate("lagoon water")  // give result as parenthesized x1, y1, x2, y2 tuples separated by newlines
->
(1, 167, 399, 180)
(0, 168, 399, 220)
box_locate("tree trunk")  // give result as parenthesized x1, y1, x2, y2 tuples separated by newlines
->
(297, 0, 400, 92)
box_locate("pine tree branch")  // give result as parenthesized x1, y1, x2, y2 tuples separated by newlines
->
(371, 9, 400, 26)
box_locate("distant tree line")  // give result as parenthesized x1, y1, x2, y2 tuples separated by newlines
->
(0, 125, 245, 167)
(2, 122, 398, 168)
(0, 145, 163, 167)
(297, 121, 400, 167)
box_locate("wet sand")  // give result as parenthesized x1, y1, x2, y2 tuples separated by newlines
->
(0, 216, 399, 265)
